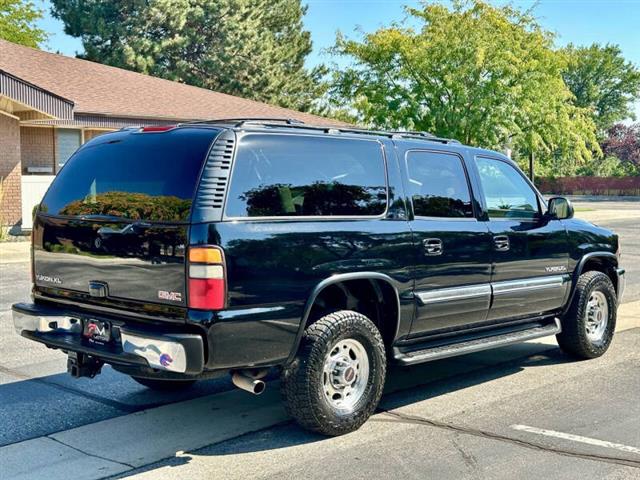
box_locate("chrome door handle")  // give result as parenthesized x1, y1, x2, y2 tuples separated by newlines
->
(494, 235, 510, 252)
(423, 238, 443, 256)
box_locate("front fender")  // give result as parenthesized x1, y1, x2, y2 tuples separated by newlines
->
(563, 251, 619, 314)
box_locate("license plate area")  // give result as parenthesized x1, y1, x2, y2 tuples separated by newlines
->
(82, 319, 112, 344)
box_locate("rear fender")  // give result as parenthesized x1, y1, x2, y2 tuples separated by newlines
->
(285, 272, 403, 364)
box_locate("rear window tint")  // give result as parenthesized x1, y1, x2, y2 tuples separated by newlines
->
(225, 134, 387, 217)
(40, 128, 219, 222)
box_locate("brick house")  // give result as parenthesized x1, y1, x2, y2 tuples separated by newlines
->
(0, 39, 340, 232)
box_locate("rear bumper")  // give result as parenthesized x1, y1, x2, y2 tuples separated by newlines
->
(12, 302, 204, 375)
(616, 267, 626, 303)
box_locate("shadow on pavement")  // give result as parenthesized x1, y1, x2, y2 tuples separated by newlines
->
(0, 364, 236, 446)
(108, 341, 574, 477)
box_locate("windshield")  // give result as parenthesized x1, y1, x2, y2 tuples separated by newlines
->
(39, 128, 219, 222)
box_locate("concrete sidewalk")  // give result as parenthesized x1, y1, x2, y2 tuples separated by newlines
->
(0, 242, 30, 264)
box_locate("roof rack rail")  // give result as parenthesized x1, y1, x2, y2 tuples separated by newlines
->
(332, 127, 394, 138)
(333, 127, 459, 144)
(389, 130, 435, 138)
(391, 131, 460, 144)
(181, 117, 305, 127)
(178, 118, 461, 144)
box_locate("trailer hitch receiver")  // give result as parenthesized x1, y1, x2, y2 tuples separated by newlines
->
(67, 351, 104, 378)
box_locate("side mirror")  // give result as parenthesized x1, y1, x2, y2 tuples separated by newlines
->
(547, 196, 574, 220)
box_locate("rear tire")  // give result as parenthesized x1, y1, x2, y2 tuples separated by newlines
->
(131, 376, 197, 391)
(557, 271, 617, 359)
(281, 310, 386, 436)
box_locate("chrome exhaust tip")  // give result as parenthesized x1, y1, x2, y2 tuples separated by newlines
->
(232, 371, 266, 395)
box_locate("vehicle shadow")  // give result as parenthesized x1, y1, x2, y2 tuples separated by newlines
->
(108, 340, 575, 477)
(0, 363, 237, 447)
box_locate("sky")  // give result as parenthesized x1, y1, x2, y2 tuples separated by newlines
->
(37, 0, 640, 116)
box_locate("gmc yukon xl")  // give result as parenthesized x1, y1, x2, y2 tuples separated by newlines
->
(13, 119, 625, 435)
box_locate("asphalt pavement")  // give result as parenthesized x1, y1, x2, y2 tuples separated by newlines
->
(0, 199, 638, 479)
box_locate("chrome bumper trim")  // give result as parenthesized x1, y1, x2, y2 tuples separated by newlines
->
(13, 309, 82, 335)
(12, 305, 201, 374)
(121, 331, 188, 373)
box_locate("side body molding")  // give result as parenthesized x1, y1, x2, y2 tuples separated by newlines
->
(415, 275, 570, 305)
(416, 285, 491, 305)
(414, 274, 571, 324)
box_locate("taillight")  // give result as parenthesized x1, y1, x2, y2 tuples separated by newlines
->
(188, 246, 226, 310)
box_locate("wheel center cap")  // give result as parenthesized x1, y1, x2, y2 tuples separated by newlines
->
(343, 366, 356, 383)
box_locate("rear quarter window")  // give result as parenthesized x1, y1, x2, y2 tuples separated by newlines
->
(39, 128, 219, 222)
(225, 134, 388, 218)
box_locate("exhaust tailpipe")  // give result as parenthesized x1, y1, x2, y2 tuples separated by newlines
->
(232, 371, 266, 395)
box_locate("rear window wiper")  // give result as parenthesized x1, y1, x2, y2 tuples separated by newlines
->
(79, 214, 128, 222)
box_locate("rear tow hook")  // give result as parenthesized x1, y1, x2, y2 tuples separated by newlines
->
(67, 352, 104, 378)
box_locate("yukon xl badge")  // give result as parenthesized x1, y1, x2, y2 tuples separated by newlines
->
(36, 274, 62, 285)
(158, 290, 182, 302)
(545, 265, 567, 273)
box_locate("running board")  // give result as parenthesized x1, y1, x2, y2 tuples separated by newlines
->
(394, 318, 561, 366)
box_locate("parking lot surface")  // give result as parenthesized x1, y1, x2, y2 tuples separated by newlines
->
(0, 199, 638, 479)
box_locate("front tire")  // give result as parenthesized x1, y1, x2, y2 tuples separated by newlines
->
(281, 310, 386, 436)
(557, 271, 617, 359)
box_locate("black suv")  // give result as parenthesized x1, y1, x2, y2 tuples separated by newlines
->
(13, 119, 625, 435)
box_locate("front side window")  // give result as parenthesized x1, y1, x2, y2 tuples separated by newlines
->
(475, 157, 540, 220)
(225, 134, 387, 217)
(405, 151, 473, 218)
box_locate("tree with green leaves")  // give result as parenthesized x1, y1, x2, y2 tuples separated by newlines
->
(0, 0, 48, 47)
(563, 44, 640, 133)
(51, 0, 324, 111)
(327, 0, 598, 174)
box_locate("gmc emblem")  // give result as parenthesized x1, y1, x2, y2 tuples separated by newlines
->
(158, 290, 182, 302)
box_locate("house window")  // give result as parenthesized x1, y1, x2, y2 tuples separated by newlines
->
(56, 129, 82, 171)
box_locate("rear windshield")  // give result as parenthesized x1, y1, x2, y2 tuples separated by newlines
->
(225, 134, 388, 218)
(40, 128, 219, 222)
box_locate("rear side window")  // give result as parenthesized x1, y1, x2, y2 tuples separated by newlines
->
(475, 157, 540, 220)
(405, 150, 474, 218)
(40, 128, 219, 222)
(225, 134, 387, 217)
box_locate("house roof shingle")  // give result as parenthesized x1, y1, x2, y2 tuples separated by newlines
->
(0, 39, 340, 126)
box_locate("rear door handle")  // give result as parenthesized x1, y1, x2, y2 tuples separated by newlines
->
(494, 235, 510, 252)
(423, 238, 443, 256)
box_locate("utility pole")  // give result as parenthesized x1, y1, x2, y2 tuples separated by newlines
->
(529, 151, 535, 183)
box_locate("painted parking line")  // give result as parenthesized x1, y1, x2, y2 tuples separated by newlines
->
(511, 424, 640, 455)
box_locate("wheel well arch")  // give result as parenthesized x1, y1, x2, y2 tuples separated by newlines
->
(286, 273, 401, 363)
(564, 252, 619, 313)
(579, 253, 618, 293)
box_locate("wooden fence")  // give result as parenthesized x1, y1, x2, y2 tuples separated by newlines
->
(535, 177, 640, 196)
